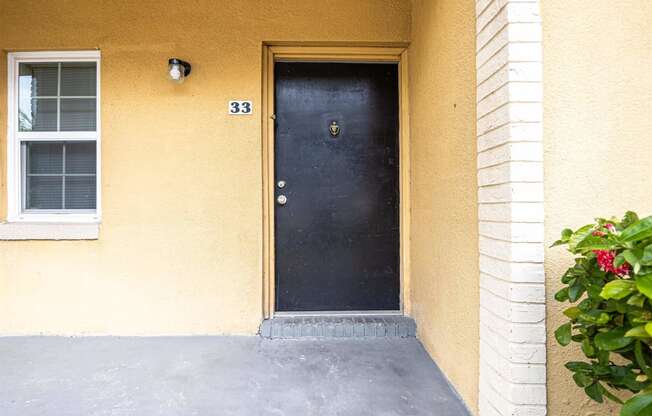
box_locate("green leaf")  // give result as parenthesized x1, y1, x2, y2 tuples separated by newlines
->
(588, 284, 603, 300)
(601, 280, 637, 300)
(585, 382, 604, 403)
(573, 371, 594, 387)
(597, 313, 611, 325)
(621, 393, 652, 416)
(569, 282, 586, 302)
(645, 323, 652, 337)
(623, 211, 641, 228)
(552, 228, 575, 247)
(578, 298, 593, 311)
(628, 293, 647, 307)
(566, 361, 593, 372)
(635, 340, 652, 380)
(593, 364, 612, 376)
(621, 216, 652, 243)
(632, 315, 652, 324)
(576, 235, 617, 251)
(597, 350, 610, 365)
(602, 387, 624, 404)
(637, 275, 652, 299)
(581, 338, 596, 357)
(562, 228, 573, 240)
(561, 269, 575, 284)
(563, 306, 581, 319)
(623, 372, 647, 393)
(555, 323, 572, 346)
(626, 326, 651, 338)
(642, 245, 652, 266)
(595, 328, 634, 351)
(569, 224, 595, 251)
(626, 249, 644, 268)
(555, 287, 570, 302)
(578, 310, 611, 325)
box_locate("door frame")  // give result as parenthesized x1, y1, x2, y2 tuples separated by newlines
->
(261, 44, 410, 318)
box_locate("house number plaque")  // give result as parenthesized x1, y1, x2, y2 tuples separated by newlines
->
(228, 100, 253, 115)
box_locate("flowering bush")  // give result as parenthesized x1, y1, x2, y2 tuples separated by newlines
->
(554, 212, 652, 416)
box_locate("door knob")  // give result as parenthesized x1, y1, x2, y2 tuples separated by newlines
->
(277, 195, 287, 205)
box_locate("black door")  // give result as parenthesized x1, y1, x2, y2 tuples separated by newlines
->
(274, 62, 400, 311)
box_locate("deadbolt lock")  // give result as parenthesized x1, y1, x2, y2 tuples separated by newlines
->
(277, 195, 288, 205)
(329, 120, 340, 137)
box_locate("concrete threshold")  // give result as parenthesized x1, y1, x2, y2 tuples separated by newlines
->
(260, 315, 416, 338)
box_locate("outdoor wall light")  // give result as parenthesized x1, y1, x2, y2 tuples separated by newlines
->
(168, 58, 191, 83)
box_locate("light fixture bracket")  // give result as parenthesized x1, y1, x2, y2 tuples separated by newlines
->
(168, 58, 191, 77)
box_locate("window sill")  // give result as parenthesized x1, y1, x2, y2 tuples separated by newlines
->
(0, 222, 99, 240)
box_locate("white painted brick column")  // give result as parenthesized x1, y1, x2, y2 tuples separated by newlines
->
(475, 1, 546, 415)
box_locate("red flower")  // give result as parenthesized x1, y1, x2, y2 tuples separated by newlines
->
(593, 249, 631, 276)
(605, 223, 616, 233)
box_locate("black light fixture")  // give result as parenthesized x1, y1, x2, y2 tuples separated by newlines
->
(168, 58, 191, 83)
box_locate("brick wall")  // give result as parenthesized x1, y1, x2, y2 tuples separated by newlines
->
(475, 1, 546, 415)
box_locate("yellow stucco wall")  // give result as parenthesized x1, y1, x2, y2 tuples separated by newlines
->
(0, 0, 411, 335)
(409, 0, 478, 413)
(543, 1, 652, 414)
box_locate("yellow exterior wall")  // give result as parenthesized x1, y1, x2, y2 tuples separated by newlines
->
(409, 0, 478, 413)
(0, 0, 410, 335)
(543, 1, 652, 414)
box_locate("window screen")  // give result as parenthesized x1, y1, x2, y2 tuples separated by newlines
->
(18, 62, 97, 132)
(22, 142, 97, 210)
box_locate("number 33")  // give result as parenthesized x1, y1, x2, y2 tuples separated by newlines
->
(229, 101, 252, 114)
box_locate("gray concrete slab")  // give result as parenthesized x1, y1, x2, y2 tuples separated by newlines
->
(0, 336, 471, 416)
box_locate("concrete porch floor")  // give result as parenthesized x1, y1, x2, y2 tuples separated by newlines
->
(0, 336, 470, 416)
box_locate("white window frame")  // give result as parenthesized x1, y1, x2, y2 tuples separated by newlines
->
(6, 50, 101, 224)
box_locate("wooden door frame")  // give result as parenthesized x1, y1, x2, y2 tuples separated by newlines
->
(261, 44, 411, 318)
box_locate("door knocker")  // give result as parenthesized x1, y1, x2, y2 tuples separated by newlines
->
(329, 120, 340, 137)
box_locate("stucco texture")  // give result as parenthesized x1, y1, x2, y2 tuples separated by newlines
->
(408, 0, 479, 413)
(543, 1, 652, 415)
(0, 0, 410, 335)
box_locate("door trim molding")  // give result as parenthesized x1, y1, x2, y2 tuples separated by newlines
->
(261, 45, 410, 318)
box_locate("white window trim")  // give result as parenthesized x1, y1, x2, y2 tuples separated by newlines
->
(0, 222, 99, 241)
(5, 50, 101, 226)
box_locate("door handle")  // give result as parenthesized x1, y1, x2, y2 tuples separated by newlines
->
(277, 195, 288, 206)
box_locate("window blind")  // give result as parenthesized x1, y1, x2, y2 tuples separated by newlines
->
(18, 62, 97, 132)
(23, 142, 97, 210)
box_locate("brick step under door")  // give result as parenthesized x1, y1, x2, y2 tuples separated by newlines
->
(259, 316, 416, 339)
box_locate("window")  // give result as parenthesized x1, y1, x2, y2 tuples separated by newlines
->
(7, 51, 100, 223)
